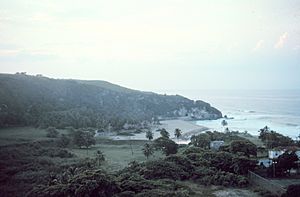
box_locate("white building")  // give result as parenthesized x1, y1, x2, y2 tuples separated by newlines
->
(210, 140, 224, 150)
(268, 150, 284, 159)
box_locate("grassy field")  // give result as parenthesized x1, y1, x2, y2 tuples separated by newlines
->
(70, 138, 163, 171)
(0, 127, 266, 171)
(0, 127, 49, 145)
(0, 127, 162, 171)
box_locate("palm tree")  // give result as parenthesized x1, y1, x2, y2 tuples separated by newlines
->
(221, 120, 228, 132)
(160, 128, 170, 138)
(142, 143, 154, 159)
(174, 128, 182, 143)
(221, 119, 228, 127)
(224, 127, 230, 133)
(146, 130, 153, 141)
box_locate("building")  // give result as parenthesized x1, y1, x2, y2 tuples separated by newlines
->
(210, 140, 224, 150)
(268, 150, 285, 159)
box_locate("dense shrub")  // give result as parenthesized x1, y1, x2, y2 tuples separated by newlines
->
(196, 171, 248, 187)
(134, 189, 190, 197)
(182, 146, 205, 155)
(282, 184, 300, 197)
(142, 160, 190, 180)
(57, 134, 71, 148)
(46, 127, 59, 138)
(153, 137, 178, 156)
(28, 170, 120, 197)
(117, 172, 158, 193)
(164, 155, 194, 173)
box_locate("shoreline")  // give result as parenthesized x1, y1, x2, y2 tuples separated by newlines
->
(158, 119, 209, 140)
(111, 119, 209, 143)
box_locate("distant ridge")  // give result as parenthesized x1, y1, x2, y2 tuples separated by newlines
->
(0, 73, 222, 128)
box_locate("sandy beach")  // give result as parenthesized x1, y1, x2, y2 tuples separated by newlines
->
(157, 119, 209, 140)
(112, 119, 209, 143)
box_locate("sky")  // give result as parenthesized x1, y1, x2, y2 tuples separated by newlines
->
(0, 0, 300, 92)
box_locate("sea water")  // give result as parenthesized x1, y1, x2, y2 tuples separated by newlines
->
(162, 89, 300, 139)
(193, 89, 300, 139)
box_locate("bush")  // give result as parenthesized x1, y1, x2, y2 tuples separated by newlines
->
(57, 134, 70, 148)
(142, 160, 189, 180)
(28, 170, 120, 197)
(153, 137, 178, 156)
(182, 146, 205, 155)
(134, 189, 190, 197)
(196, 170, 248, 187)
(282, 184, 300, 197)
(46, 127, 59, 138)
(165, 155, 194, 174)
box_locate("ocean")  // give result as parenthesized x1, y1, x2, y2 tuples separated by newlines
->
(163, 89, 300, 139)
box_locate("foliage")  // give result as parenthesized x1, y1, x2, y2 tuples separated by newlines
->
(160, 128, 170, 138)
(258, 126, 294, 148)
(282, 184, 300, 197)
(0, 73, 222, 128)
(269, 151, 299, 177)
(142, 143, 154, 159)
(46, 127, 59, 138)
(145, 130, 153, 141)
(153, 137, 178, 156)
(182, 146, 205, 155)
(190, 133, 210, 149)
(196, 170, 248, 187)
(206, 130, 244, 142)
(116, 172, 193, 197)
(229, 140, 257, 157)
(221, 119, 228, 127)
(142, 160, 190, 180)
(95, 150, 105, 166)
(174, 128, 182, 140)
(0, 141, 76, 196)
(28, 170, 121, 197)
(71, 130, 96, 149)
(57, 134, 71, 148)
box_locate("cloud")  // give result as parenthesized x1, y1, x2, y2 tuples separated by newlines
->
(274, 32, 288, 49)
(253, 40, 264, 51)
(0, 49, 20, 56)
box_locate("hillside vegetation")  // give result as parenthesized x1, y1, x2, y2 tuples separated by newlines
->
(0, 73, 221, 129)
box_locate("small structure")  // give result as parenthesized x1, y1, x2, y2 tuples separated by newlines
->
(258, 158, 272, 168)
(268, 150, 284, 159)
(210, 140, 224, 150)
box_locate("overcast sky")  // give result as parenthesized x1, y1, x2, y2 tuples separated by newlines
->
(0, 0, 300, 92)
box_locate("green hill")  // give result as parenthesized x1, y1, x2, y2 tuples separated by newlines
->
(0, 73, 222, 129)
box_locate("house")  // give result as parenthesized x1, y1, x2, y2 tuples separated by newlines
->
(210, 140, 224, 150)
(268, 150, 284, 159)
(258, 158, 272, 168)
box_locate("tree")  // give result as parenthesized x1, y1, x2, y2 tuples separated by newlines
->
(190, 133, 210, 149)
(95, 150, 105, 166)
(72, 130, 96, 149)
(229, 140, 257, 157)
(57, 134, 71, 148)
(174, 128, 182, 142)
(258, 126, 294, 148)
(146, 130, 154, 141)
(273, 151, 299, 176)
(160, 128, 170, 138)
(221, 120, 228, 127)
(224, 127, 230, 133)
(142, 143, 154, 159)
(153, 137, 178, 156)
(46, 127, 59, 138)
(82, 131, 96, 149)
